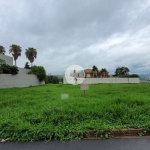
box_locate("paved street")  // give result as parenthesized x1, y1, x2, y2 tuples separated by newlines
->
(0, 138, 150, 150)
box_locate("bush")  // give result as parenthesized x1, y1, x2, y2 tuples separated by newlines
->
(122, 74, 139, 78)
(112, 74, 139, 78)
(1, 64, 19, 75)
(46, 75, 59, 84)
(24, 62, 31, 69)
(28, 66, 46, 82)
(0, 59, 5, 72)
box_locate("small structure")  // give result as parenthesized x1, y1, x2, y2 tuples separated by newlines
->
(84, 68, 109, 78)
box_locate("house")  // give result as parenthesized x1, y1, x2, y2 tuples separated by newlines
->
(84, 68, 109, 78)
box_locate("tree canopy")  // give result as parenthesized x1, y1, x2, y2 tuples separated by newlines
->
(101, 68, 109, 77)
(115, 67, 130, 76)
(0, 45, 6, 55)
(9, 44, 22, 66)
(28, 65, 46, 82)
(92, 65, 98, 72)
(25, 48, 37, 66)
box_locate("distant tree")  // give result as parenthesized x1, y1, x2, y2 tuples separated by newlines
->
(9, 44, 22, 66)
(25, 48, 37, 67)
(115, 67, 130, 77)
(0, 45, 6, 55)
(60, 78, 63, 83)
(92, 65, 98, 72)
(24, 62, 30, 69)
(92, 65, 98, 77)
(46, 75, 59, 84)
(101, 68, 109, 77)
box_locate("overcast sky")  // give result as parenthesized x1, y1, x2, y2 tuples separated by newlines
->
(0, 0, 150, 75)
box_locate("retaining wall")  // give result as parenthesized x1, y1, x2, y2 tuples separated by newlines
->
(0, 74, 41, 89)
(63, 76, 140, 84)
(18, 68, 31, 74)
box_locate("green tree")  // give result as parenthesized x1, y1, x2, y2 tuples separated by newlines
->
(92, 65, 98, 72)
(46, 75, 59, 84)
(101, 68, 109, 77)
(9, 44, 22, 66)
(115, 67, 130, 77)
(25, 48, 37, 67)
(0, 45, 6, 55)
(29, 66, 46, 82)
(92, 65, 98, 77)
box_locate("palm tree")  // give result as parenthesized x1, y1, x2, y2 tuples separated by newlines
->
(0, 45, 6, 55)
(25, 48, 37, 67)
(9, 44, 22, 66)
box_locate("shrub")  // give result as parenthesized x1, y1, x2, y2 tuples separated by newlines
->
(0, 59, 5, 72)
(24, 62, 31, 69)
(112, 74, 139, 78)
(28, 66, 46, 82)
(1, 64, 19, 75)
(122, 74, 139, 78)
(0, 59, 6, 65)
(10, 66, 19, 75)
(46, 75, 59, 84)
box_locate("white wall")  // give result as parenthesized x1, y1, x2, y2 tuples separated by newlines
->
(63, 75, 140, 84)
(18, 68, 31, 74)
(0, 54, 13, 66)
(0, 74, 42, 89)
(0, 54, 44, 89)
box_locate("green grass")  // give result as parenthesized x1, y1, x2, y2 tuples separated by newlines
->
(0, 84, 150, 141)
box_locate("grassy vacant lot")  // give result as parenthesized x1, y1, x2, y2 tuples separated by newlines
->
(0, 84, 150, 141)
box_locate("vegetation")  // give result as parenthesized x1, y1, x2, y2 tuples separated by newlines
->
(25, 48, 37, 67)
(46, 75, 60, 84)
(0, 84, 150, 141)
(115, 67, 130, 77)
(0, 45, 6, 54)
(28, 65, 46, 81)
(101, 68, 109, 77)
(121, 74, 139, 78)
(113, 67, 139, 78)
(1, 64, 19, 75)
(0, 59, 6, 67)
(9, 44, 22, 66)
(0, 59, 6, 73)
(24, 62, 31, 69)
(0, 58, 19, 75)
(92, 65, 98, 72)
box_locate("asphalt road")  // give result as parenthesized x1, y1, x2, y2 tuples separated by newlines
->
(0, 138, 150, 150)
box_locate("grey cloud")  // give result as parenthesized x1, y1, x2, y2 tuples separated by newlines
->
(0, 0, 150, 75)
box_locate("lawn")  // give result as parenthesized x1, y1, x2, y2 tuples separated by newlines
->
(0, 84, 150, 141)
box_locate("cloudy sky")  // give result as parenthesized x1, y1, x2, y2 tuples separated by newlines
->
(0, 0, 150, 75)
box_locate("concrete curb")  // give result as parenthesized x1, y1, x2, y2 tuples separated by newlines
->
(83, 128, 150, 139)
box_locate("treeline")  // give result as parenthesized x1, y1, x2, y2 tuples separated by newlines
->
(113, 67, 139, 77)
(92, 65, 139, 77)
(45, 75, 63, 84)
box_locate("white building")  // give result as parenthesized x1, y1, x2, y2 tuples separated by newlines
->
(0, 54, 42, 88)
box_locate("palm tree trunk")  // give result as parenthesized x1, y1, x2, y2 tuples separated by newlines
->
(15, 60, 16, 66)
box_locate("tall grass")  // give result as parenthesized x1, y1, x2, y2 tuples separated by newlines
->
(0, 84, 150, 141)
